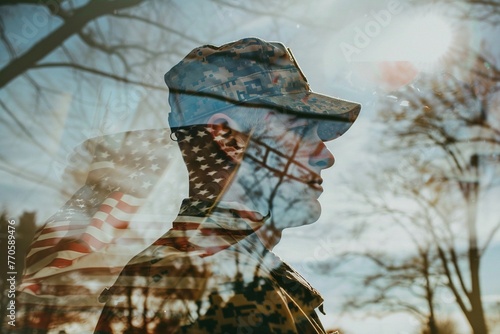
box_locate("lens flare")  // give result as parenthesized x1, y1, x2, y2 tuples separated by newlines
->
(407, 13, 453, 64)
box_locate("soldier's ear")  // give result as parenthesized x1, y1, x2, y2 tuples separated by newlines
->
(207, 113, 247, 162)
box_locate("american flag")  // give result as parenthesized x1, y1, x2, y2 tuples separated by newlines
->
(17, 128, 186, 330)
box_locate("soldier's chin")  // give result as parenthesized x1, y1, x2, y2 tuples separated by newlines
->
(275, 198, 322, 229)
(305, 200, 322, 225)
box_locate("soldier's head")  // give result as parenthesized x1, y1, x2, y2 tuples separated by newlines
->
(164, 37, 360, 226)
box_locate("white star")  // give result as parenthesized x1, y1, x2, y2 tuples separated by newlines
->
(198, 189, 208, 196)
(184, 135, 193, 142)
(196, 156, 205, 162)
(142, 181, 152, 189)
(197, 131, 207, 137)
(207, 171, 216, 176)
(150, 164, 160, 171)
(213, 178, 223, 183)
(194, 182, 204, 189)
(215, 158, 224, 164)
(101, 151, 110, 159)
(192, 146, 201, 153)
(200, 164, 209, 170)
(148, 154, 157, 161)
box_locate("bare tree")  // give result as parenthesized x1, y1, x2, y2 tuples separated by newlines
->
(324, 48, 500, 333)
(321, 160, 456, 334)
(0, 0, 203, 198)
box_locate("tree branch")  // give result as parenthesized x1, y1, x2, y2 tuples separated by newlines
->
(32, 62, 167, 91)
(113, 12, 203, 45)
(0, 0, 144, 88)
(481, 220, 500, 253)
(436, 246, 471, 322)
(0, 16, 16, 59)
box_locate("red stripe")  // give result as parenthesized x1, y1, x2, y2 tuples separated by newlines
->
(104, 214, 129, 229)
(81, 232, 107, 250)
(109, 191, 124, 201)
(39, 224, 90, 235)
(116, 199, 139, 214)
(153, 236, 189, 247)
(199, 228, 253, 236)
(29, 237, 64, 249)
(46, 258, 74, 268)
(172, 222, 200, 230)
(21, 191, 147, 289)
(23, 283, 41, 294)
(235, 209, 265, 221)
(201, 245, 230, 256)
(26, 239, 92, 267)
(99, 204, 113, 214)
(90, 217, 104, 229)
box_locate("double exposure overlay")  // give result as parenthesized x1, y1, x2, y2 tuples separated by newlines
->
(1, 1, 499, 333)
(11, 38, 360, 333)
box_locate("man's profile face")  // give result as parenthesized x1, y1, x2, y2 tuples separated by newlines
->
(238, 110, 335, 229)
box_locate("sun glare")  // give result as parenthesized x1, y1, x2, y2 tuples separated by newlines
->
(349, 8, 459, 90)
(407, 13, 454, 65)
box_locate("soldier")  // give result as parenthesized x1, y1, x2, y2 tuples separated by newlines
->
(94, 37, 361, 333)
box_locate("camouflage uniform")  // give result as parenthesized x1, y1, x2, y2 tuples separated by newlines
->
(95, 198, 326, 334)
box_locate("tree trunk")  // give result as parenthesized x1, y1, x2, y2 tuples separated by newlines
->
(423, 252, 439, 334)
(465, 155, 488, 334)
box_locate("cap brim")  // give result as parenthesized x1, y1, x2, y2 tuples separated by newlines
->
(168, 89, 361, 140)
(255, 91, 361, 141)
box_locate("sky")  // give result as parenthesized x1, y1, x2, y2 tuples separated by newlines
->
(1, 0, 499, 333)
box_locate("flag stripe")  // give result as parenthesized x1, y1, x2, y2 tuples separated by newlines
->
(22, 191, 143, 283)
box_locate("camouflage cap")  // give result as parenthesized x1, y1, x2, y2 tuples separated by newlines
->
(165, 37, 361, 140)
